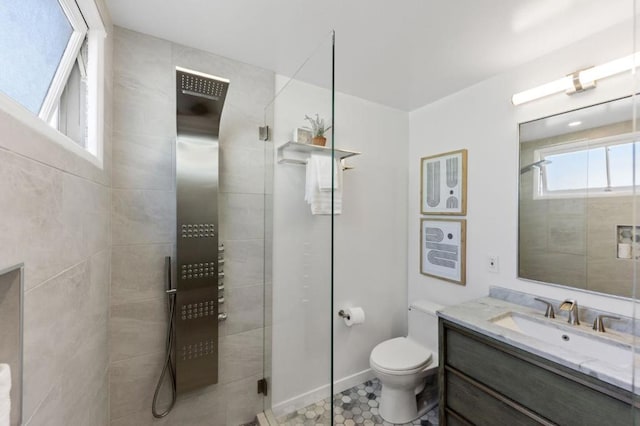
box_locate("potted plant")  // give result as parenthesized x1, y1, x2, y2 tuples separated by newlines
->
(305, 114, 331, 146)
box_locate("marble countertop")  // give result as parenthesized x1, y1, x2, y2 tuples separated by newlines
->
(438, 296, 640, 394)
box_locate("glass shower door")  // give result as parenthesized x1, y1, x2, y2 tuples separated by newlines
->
(264, 31, 336, 425)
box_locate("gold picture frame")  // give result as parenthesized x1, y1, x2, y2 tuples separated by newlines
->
(420, 218, 466, 285)
(420, 149, 467, 215)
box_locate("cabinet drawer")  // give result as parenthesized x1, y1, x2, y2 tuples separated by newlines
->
(444, 409, 472, 426)
(445, 325, 631, 426)
(446, 369, 543, 426)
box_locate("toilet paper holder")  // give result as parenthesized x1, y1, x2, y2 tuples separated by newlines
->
(338, 309, 351, 320)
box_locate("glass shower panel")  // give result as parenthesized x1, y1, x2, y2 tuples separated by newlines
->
(634, 3, 640, 424)
(264, 31, 335, 425)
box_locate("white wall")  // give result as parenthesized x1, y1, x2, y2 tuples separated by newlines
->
(408, 21, 638, 317)
(272, 75, 409, 411)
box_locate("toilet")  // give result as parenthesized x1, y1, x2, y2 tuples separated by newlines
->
(369, 300, 442, 424)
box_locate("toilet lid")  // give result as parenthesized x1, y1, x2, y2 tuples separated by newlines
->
(370, 337, 432, 372)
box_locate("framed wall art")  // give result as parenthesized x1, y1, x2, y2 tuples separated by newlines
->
(420, 149, 467, 215)
(420, 218, 466, 285)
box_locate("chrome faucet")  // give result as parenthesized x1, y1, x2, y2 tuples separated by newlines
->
(592, 314, 620, 333)
(534, 298, 555, 318)
(559, 299, 580, 325)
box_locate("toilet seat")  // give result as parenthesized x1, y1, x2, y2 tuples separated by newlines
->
(370, 337, 433, 376)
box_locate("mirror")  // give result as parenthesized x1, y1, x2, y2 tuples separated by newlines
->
(518, 96, 637, 298)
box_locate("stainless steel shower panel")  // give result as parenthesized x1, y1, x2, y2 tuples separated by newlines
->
(175, 67, 229, 393)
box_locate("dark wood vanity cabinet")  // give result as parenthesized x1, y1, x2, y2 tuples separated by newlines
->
(439, 319, 638, 426)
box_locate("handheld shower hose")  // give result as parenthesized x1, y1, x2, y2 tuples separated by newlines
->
(152, 256, 177, 418)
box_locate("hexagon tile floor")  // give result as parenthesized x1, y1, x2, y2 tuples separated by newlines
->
(276, 378, 439, 426)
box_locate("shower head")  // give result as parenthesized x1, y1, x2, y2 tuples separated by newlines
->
(176, 67, 229, 139)
(520, 159, 551, 174)
(179, 69, 228, 101)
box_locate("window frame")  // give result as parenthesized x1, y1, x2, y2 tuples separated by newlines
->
(0, 0, 106, 168)
(532, 132, 639, 200)
(38, 0, 88, 123)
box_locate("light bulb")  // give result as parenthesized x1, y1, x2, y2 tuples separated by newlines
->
(512, 76, 573, 106)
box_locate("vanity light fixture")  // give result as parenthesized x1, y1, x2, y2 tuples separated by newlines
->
(512, 52, 640, 106)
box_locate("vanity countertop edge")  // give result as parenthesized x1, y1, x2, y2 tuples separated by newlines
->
(437, 296, 639, 394)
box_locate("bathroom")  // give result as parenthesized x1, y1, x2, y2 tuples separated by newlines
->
(0, 1, 639, 425)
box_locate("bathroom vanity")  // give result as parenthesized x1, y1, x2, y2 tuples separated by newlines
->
(438, 297, 639, 426)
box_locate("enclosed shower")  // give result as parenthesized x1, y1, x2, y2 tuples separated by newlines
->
(109, 26, 407, 426)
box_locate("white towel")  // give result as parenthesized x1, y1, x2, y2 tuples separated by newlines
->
(305, 154, 343, 215)
(0, 364, 11, 426)
(313, 155, 338, 191)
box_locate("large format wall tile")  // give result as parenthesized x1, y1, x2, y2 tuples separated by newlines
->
(110, 297, 168, 362)
(62, 172, 111, 258)
(112, 96, 174, 142)
(23, 262, 90, 419)
(109, 352, 166, 421)
(219, 328, 264, 384)
(223, 239, 264, 288)
(111, 243, 174, 305)
(224, 284, 264, 336)
(219, 145, 266, 194)
(114, 28, 173, 105)
(225, 373, 265, 425)
(112, 189, 175, 245)
(112, 133, 174, 190)
(219, 193, 265, 241)
(25, 383, 64, 426)
(23, 249, 110, 424)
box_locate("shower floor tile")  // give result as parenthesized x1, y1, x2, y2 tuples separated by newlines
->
(276, 378, 439, 426)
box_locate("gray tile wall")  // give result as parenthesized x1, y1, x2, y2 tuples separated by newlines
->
(0, 3, 114, 424)
(109, 27, 274, 426)
(0, 267, 22, 426)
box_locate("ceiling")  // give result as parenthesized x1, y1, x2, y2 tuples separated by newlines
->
(105, 0, 633, 111)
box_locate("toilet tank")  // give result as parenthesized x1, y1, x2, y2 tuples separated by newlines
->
(407, 300, 443, 352)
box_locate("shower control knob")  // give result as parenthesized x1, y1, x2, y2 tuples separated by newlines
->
(218, 313, 228, 322)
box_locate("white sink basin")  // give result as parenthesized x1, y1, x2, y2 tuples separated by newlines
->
(491, 312, 635, 369)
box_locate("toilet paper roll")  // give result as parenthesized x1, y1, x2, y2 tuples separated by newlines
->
(619, 243, 632, 259)
(343, 307, 365, 327)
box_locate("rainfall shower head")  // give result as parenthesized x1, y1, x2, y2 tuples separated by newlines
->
(180, 70, 227, 101)
(176, 67, 230, 139)
(520, 159, 551, 174)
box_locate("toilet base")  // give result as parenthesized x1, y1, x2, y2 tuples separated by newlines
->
(379, 386, 420, 424)
(378, 371, 438, 424)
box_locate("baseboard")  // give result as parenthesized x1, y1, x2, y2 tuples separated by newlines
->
(271, 368, 376, 419)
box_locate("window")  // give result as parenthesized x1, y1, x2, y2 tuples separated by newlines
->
(532, 133, 640, 198)
(0, 0, 105, 162)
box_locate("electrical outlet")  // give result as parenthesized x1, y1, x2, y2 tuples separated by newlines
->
(487, 255, 499, 273)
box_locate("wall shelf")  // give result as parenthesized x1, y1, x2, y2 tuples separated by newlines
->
(277, 141, 361, 167)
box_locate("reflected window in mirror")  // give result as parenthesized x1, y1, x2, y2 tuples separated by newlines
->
(528, 134, 640, 198)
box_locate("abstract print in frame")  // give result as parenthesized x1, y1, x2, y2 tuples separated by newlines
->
(420, 218, 466, 285)
(421, 149, 467, 215)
